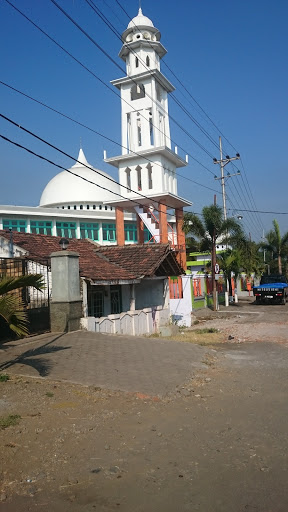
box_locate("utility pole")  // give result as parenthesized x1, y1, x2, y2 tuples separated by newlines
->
(212, 194, 218, 311)
(213, 136, 241, 220)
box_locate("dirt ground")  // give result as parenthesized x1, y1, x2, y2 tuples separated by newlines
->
(1, 300, 288, 511)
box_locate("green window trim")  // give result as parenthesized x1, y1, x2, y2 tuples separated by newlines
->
(80, 222, 99, 241)
(102, 223, 116, 242)
(3, 219, 26, 233)
(56, 222, 76, 239)
(30, 220, 52, 235)
(124, 223, 137, 242)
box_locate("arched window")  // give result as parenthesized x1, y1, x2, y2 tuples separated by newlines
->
(125, 167, 131, 192)
(137, 114, 142, 146)
(146, 55, 150, 67)
(147, 163, 153, 189)
(149, 110, 154, 145)
(130, 83, 145, 101)
(135, 57, 139, 68)
(136, 165, 142, 191)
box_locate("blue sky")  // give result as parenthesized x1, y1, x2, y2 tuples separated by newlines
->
(0, 0, 287, 241)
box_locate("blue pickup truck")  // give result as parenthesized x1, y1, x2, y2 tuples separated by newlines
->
(253, 275, 288, 304)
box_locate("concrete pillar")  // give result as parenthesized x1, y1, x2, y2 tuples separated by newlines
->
(50, 251, 82, 332)
(159, 204, 168, 243)
(137, 215, 144, 244)
(175, 208, 187, 270)
(116, 206, 125, 246)
(129, 283, 136, 311)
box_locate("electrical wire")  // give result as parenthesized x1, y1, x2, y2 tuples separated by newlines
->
(3, 0, 215, 177)
(0, 81, 220, 195)
(49, 0, 217, 170)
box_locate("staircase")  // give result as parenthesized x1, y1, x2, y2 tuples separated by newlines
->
(134, 206, 177, 246)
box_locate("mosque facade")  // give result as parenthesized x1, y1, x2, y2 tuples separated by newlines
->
(0, 8, 191, 261)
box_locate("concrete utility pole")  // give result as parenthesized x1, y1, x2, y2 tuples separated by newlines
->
(213, 136, 241, 220)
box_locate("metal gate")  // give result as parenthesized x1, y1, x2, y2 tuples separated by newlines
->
(0, 258, 51, 339)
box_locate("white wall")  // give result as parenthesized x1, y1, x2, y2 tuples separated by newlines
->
(81, 305, 170, 336)
(170, 275, 192, 327)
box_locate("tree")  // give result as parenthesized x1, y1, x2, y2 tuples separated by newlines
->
(262, 220, 288, 275)
(240, 240, 264, 278)
(215, 249, 241, 298)
(0, 274, 44, 338)
(183, 205, 244, 309)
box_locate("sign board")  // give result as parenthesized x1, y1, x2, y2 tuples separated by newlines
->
(215, 263, 220, 274)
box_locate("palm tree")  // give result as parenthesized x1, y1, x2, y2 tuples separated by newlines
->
(183, 204, 244, 309)
(216, 249, 241, 299)
(0, 274, 44, 338)
(262, 220, 288, 275)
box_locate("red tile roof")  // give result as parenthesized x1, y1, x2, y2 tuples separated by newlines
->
(0, 231, 183, 281)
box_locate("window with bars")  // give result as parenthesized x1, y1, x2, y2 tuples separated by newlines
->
(3, 219, 26, 233)
(30, 220, 52, 235)
(80, 223, 99, 241)
(110, 285, 122, 314)
(87, 284, 104, 317)
(125, 223, 137, 242)
(56, 222, 76, 238)
(102, 223, 116, 242)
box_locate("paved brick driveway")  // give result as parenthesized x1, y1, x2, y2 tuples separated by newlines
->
(0, 331, 208, 397)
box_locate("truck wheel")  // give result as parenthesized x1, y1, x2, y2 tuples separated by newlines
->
(282, 296, 286, 305)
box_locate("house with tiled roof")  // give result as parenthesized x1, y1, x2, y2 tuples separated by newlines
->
(0, 231, 186, 336)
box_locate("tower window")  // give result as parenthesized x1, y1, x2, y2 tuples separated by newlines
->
(137, 114, 142, 146)
(149, 110, 154, 145)
(136, 165, 142, 191)
(125, 167, 131, 192)
(87, 205, 90, 210)
(147, 163, 153, 189)
(135, 57, 139, 67)
(131, 83, 145, 101)
(146, 55, 150, 67)
(80, 205, 83, 210)
(74, 205, 77, 210)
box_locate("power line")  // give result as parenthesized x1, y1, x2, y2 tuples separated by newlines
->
(4, 0, 215, 177)
(111, 0, 264, 235)
(50, 0, 217, 170)
(228, 209, 288, 215)
(1, 114, 220, 220)
(0, 81, 220, 195)
(91, 0, 220, 156)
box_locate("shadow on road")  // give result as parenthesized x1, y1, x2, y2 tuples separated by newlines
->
(0, 334, 70, 377)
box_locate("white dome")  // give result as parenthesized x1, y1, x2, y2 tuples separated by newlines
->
(39, 149, 120, 207)
(128, 8, 154, 29)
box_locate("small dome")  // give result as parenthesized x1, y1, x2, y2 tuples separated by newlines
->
(39, 149, 120, 207)
(128, 8, 154, 29)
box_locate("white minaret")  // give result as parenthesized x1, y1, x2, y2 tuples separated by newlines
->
(104, 8, 191, 256)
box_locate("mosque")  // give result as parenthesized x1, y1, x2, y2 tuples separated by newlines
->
(0, 8, 191, 266)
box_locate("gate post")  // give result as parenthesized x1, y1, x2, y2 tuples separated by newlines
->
(50, 251, 82, 332)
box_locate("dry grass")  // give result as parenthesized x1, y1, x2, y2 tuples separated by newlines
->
(170, 328, 225, 345)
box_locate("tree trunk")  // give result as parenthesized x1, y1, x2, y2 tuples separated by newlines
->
(278, 253, 282, 274)
(212, 234, 217, 311)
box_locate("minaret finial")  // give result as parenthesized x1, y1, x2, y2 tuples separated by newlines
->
(139, 0, 142, 14)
